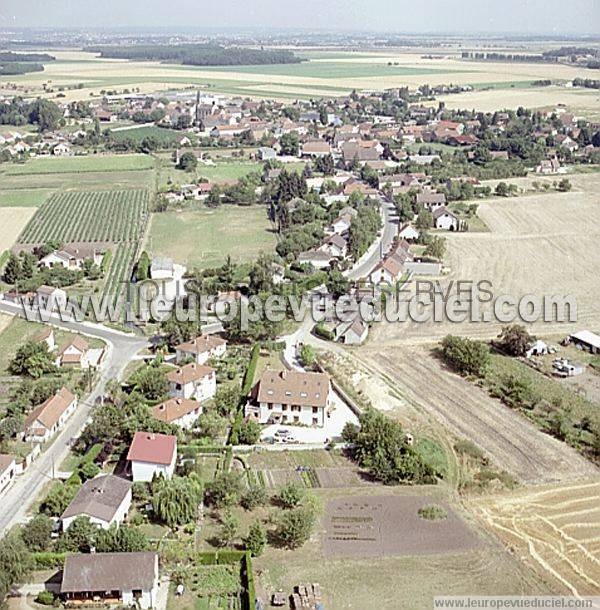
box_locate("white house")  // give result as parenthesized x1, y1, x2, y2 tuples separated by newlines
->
(246, 369, 333, 427)
(175, 334, 227, 365)
(369, 256, 404, 285)
(40, 245, 104, 270)
(55, 336, 91, 368)
(297, 249, 333, 269)
(0, 455, 16, 495)
(60, 552, 159, 610)
(127, 432, 177, 482)
(336, 318, 369, 345)
(433, 207, 459, 231)
(152, 397, 202, 430)
(167, 362, 216, 401)
(35, 285, 67, 311)
(35, 327, 56, 352)
(398, 223, 420, 241)
(320, 234, 348, 259)
(23, 387, 77, 443)
(61, 475, 132, 530)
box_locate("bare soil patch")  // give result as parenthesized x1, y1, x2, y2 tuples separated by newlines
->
(323, 494, 481, 559)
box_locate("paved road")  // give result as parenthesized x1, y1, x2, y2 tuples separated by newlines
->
(0, 300, 148, 535)
(345, 198, 398, 281)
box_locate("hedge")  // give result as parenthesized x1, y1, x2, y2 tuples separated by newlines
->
(32, 551, 69, 569)
(230, 344, 260, 445)
(81, 443, 103, 464)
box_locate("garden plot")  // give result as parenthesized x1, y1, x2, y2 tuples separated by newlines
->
(323, 494, 481, 559)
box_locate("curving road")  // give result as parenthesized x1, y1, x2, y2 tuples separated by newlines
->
(0, 300, 148, 535)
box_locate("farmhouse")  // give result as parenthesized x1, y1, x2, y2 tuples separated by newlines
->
(301, 140, 331, 157)
(416, 191, 447, 213)
(35, 285, 67, 311)
(297, 249, 333, 269)
(398, 223, 420, 241)
(61, 475, 132, 531)
(342, 139, 382, 164)
(320, 234, 348, 259)
(175, 334, 227, 365)
(152, 397, 202, 429)
(55, 335, 101, 368)
(369, 256, 404, 285)
(246, 369, 333, 427)
(127, 432, 177, 482)
(40, 245, 104, 270)
(0, 454, 16, 495)
(167, 362, 216, 401)
(60, 552, 159, 610)
(23, 387, 77, 443)
(433, 207, 459, 231)
(336, 317, 369, 345)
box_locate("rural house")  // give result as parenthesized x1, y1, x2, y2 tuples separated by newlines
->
(167, 362, 216, 401)
(416, 191, 447, 213)
(23, 387, 77, 443)
(127, 432, 177, 482)
(35, 285, 67, 311)
(175, 334, 227, 365)
(60, 552, 159, 610)
(0, 454, 16, 495)
(246, 369, 333, 427)
(40, 245, 104, 270)
(433, 207, 459, 231)
(55, 336, 92, 368)
(152, 397, 202, 429)
(61, 474, 132, 530)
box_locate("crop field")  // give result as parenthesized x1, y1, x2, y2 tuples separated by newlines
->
(7, 49, 600, 108)
(5, 153, 154, 175)
(254, 487, 547, 610)
(18, 188, 149, 245)
(0, 188, 53, 207)
(148, 205, 276, 269)
(0, 207, 37, 252)
(470, 479, 600, 596)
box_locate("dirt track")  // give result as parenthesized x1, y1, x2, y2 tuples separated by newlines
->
(356, 345, 598, 484)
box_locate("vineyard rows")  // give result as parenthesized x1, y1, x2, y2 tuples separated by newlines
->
(102, 244, 137, 309)
(18, 188, 149, 245)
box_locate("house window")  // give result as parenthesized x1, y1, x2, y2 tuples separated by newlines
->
(312, 418, 318, 425)
(312, 407, 318, 413)
(282, 405, 287, 411)
(294, 416, 299, 423)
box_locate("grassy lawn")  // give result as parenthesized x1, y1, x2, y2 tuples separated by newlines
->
(5, 153, 155, 175)
(148, 205, 276, 270)
(110, 125, 191, 146)
(0, 188, 54, 207)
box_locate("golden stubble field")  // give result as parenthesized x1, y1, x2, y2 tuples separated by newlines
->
(469, 479, 600, 596)
(0, 207, 37, 251)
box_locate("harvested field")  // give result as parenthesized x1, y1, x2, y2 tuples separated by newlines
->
(323, 494, 481, 559)
(370, 172, 600, 345)
(470, 479, 600, 596)
(356, 345, 598, 484)
(0, 207, 37, 251)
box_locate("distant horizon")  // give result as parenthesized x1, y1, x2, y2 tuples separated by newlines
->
(0, 0, 598, 37)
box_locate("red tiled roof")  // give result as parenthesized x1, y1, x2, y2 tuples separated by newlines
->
(126, 432, 177, 465)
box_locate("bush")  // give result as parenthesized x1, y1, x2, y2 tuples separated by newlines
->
(241, 484, 268, 511)
(31, 552, 68, 569)
(275, 506, 316, 549)
(440, 335, 490, 377)
(418, 505, 447, 521)
(35, 591, 55, 605)
(276, 482, 304, 509)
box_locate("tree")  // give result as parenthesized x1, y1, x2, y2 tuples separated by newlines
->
(415, 210, 433, 230)
(557, 178, 572, 192)
(241, 485, 268, 511)
(3, 253, 21, 284)
(152, 475, 203, 528)
(495, 182, 509, 197)
(129, 363, 168, 402)
(345, 409, 437, 485)
(496, 324, 533, 357)
(214, 384, 241, 418)
(0, 531, 33, 597)
(245, 520, 267, 556)
(41, 482, 80, 516)
(96, 525, 148, 553)
(197, 409, 228, 440)
(299, 345, 316, 367)
(440, 335, 490, 377)
(20, 515, 53, 552)
(424, 236, 446, 260)
(326, 269, 350, 299)
(275, 506, 316, 549)
(136, 251, 151, 281)
(237, 418, 261, 445)
(277, 482, 304, 509)
(57, 517, 97, 553)
(206, 472, 243, 508)
(9, 341, 56, 378)
(279, 132, 299, 156)
(28, 99, 62, 132)
(218, 510, 239, 547)
(314, 153, 335, 176)
(178, 151, 198, 171)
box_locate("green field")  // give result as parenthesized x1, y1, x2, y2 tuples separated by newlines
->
(148, 205, 276, 269)
(18, 188, 149, 244)
(198, 61, 462, 79)
(0, 188, 54, 207)
(5, 153, 154, 175)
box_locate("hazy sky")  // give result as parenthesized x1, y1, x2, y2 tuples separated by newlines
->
(0, 0, 598, 35)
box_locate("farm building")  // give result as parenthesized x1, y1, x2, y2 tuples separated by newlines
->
(127, 432, 177, 482)
(568, 330, 600, 354)
(23, 387, 77, 443)
(60, 552, 159, 609)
